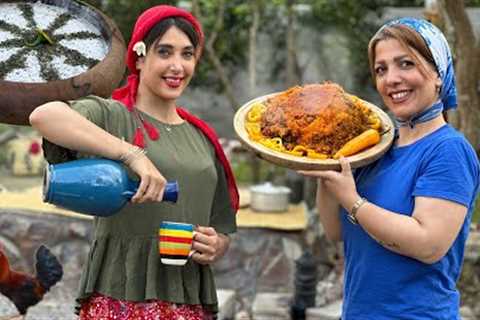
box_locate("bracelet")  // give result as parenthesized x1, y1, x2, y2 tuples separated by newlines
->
(119, 145, 146, 166)
(347, 197, 367, 225)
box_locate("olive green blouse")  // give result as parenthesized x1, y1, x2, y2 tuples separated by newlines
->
(42, 96, 237, 313)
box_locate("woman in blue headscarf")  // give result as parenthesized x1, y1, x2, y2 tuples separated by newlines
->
(300, 18, 480, 319)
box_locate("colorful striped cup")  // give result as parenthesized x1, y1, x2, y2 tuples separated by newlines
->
(159, 221, 195, 266)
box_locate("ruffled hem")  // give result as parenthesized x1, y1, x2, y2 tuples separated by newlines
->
(75, 235, 218, 314)
(77, 293, 215, 319)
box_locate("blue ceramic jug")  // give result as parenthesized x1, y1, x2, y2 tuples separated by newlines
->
(43, 158, 178, 217)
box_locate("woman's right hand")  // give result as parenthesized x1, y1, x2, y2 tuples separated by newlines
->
(126, 152, 167, 203)
(299, 157, 358, 208)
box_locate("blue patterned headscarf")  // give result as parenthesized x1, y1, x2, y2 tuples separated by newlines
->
(379, 17, 457, 127)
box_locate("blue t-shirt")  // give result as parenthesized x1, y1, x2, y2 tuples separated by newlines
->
(341, 125, 480, 320)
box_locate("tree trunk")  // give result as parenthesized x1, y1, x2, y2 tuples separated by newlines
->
(248, 0, 260, 96)
(248, 0, 262, 183)
(191, 0, 240, 111)
(424, 0, 445, 30)
(286, 0, 299, 87)
(437, 0, 480, 151)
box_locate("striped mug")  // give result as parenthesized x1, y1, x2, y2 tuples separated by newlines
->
(158, 221, 195, 266)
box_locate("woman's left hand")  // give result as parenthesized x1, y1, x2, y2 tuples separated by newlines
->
(191, 226, 230, 265)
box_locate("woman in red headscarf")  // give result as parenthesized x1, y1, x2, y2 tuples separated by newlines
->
(30, 5, 238, 320)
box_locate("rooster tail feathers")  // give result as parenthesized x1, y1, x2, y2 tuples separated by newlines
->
(35, 245, 63, 291)
(0, 249, 11, 282)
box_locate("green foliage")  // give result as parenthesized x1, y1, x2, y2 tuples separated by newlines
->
(232, 160, 259, 184)
(80, 0, 178, 44)
(473, 197, 480, 224)
(307, 0, 386, 92)
(189, 0, 252, 90)
(76, 0, 414, 95)
(231, 156, 285, 184)
(385, 0, 480, 6)
(79, 0, 252, 92)
(466, 0, 480, 6)
(386, 0, 423, 6)
(74, 0, 480, 101)
(258, 2, 300, 84)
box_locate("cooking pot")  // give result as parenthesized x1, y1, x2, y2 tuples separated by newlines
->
(249, 182, 291, 212)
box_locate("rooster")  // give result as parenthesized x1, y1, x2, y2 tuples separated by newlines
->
(0, 245, 63, 319)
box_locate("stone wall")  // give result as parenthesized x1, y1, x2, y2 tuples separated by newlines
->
(0, 210, 479, 319)
(0, 210, 92, 319)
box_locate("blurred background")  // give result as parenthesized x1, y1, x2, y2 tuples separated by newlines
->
(1, 0, 479, 319)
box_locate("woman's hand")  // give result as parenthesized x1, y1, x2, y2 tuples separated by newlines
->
(126, 152, 167, 203)
(299, 157, 359, 208)
(191, 226, 230, 265)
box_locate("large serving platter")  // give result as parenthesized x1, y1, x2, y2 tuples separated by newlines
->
(233, 92, 395, 171)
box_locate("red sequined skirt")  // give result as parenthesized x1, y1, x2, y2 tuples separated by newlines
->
(79, 293, 215, 320)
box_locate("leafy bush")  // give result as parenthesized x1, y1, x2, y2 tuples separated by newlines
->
(231, 155, 285, 185)
(473, 198, 480, 224)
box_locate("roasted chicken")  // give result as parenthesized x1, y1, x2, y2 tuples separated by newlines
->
(0, 245, 63, 318)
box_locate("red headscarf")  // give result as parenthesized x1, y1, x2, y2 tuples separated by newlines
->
(111, 5, 239, 212)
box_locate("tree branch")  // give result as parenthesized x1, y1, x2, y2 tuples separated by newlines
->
(192, 0, 240, 110)
(441, 0, 476, 51)
(249, 0, 260, 94)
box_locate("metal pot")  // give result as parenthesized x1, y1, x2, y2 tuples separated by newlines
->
(249, 182, 291, 212)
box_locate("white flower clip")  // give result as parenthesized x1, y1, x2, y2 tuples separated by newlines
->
(133, 41, 146, 57)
